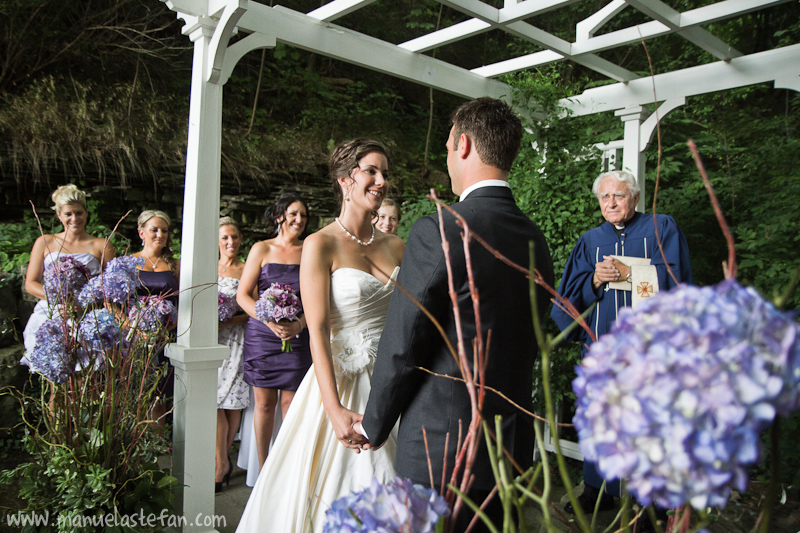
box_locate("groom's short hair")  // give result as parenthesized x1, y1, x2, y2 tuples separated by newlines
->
(450, 97, 522, 172)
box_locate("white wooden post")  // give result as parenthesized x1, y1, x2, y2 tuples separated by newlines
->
(615, 106, 649, 212)
(164, 16, 229, 532)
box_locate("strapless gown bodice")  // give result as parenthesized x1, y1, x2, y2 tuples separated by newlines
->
(45, 251, 101, 276)
(329, 267, 397, 377)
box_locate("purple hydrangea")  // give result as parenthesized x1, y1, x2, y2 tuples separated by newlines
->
(78, 271, 138, 306)
(128, 296, 177, 332)
(105, 256, 146, 278)
(573, 279, 800, 511)
(78, 308, 121, 360)
(43, 256, 91, 305)
(323, 477, 450, 533)
(28, 318, 74, 384)
(218, 292, 238, 322)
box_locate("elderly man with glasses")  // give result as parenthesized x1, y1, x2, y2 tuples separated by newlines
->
(550, 170, 693, 529)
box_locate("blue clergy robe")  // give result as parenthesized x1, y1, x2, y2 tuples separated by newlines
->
(551, 211, 693, 496)
(551, 211, 693, 353)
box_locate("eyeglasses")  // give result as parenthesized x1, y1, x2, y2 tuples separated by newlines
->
(598, 192, 630, 202)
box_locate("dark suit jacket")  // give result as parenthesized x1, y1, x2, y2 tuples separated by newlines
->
(362, 185, 555, 491)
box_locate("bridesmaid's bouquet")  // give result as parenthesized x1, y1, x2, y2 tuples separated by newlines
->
(218, 292, 237, 322)
(255, 282, 302, 352)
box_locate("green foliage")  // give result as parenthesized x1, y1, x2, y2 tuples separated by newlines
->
(393, 188, 450, 241)
(0, 219, 37, 274)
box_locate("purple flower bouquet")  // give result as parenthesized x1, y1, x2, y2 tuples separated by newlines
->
(218, 292, 238, 322)
(324, 476, 450, 533)
(255, 282, 302, 352)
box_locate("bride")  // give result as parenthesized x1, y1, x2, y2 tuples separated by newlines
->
(236, 139, 405, 532)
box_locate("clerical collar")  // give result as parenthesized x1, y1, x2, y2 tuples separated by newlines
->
(614, 224, 625, 230)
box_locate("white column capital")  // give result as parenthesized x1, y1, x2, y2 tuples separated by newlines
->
(615, 105, 649, 122)
(183, 16, 217, 41)
(165, 344, 229, 368)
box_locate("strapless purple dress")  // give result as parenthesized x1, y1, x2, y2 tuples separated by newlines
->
(136, 269, 179, 303)
(136, 268, 179, 397)
(243, 263, 312, 390)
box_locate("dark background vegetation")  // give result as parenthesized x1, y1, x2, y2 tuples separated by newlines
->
(1, 0, 799, 494)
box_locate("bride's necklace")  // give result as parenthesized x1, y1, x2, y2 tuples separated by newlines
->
(335, 217, 375, 247)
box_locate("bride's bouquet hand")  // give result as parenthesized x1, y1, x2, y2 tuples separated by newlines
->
(330, 405, 370, 453)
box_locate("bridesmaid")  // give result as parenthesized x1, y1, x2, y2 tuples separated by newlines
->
(373, 198, 401, 235)
(215, 217, 248, 492)
(236, 193, 312, 470)
(22, 184, 115, 357)
(131, 210, 180, 425)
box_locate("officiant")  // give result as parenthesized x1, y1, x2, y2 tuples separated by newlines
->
(551, 169, 693, 520)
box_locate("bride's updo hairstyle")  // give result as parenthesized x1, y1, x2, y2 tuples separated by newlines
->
(264, 193, 310, 238)
(329, 139, 388, 208)
(51, 184, 87, 214)
(137, 209, 177, 273)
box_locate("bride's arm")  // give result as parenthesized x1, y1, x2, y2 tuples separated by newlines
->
(300, 233, 369, 451)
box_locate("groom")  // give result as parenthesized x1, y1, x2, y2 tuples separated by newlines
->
(361, 97, 555, 530)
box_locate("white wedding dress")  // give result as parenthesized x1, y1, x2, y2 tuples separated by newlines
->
(235, 267, 399, 533)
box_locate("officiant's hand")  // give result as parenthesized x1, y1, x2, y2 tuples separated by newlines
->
(330, 405, 370, 453)
(593, 256, 621, 288)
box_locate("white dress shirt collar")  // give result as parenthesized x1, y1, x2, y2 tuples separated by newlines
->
(459, 179, 510, 201)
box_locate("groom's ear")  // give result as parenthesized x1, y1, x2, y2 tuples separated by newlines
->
(458, 132, 471, 159)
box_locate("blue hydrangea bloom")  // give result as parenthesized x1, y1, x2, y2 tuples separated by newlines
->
(573, 279, 800, 510)
(128, 296, 177, 332)
(78, 271, 138, 306)
(43, 256, 91, 305)
(78, 308, 121, 363)
(105, 256, 146, 278)
(28, 318, 74, 384)
(324, 477, 450, 533)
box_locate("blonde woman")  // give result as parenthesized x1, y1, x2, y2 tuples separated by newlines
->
(22, 184, 115, 360)
(215, 217, 248, 492)
(373, 198, 401, 235)
(130, 210, 180, 426)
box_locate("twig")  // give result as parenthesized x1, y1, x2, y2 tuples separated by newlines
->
(688, 140, 738, 279)
(638, 29, 680, 287)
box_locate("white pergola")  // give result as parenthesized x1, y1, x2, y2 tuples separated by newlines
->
(160, 1, 800, 530)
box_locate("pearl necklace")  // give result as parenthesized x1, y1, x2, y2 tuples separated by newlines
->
(335, 217, 375, 247)
(145, 255, 160, 269)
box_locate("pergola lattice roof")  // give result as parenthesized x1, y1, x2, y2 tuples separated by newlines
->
(158, 2, 799, 530)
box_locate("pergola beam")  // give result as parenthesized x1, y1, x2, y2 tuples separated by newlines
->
(399, 19, 491, 53)
(623, 0, 742, 61)
(307, 0, 378, 23)
(439, 1, 638, 81)
(563, 43, 800, 116)
(236, 4, 514, 102)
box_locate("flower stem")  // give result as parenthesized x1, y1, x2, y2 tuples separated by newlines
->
(758, 418, 781, 533)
